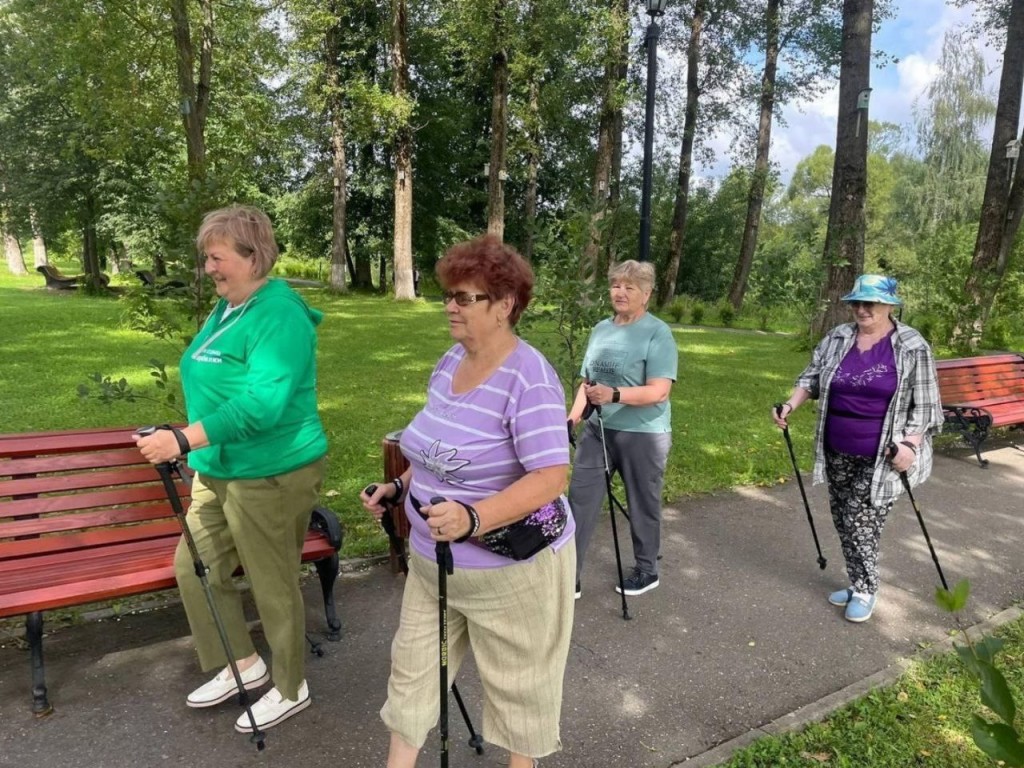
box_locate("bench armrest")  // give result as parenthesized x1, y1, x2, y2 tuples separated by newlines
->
(308, 506, 343, 551)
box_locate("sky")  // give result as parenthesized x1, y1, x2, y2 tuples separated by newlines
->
(695, 0, 995, 184)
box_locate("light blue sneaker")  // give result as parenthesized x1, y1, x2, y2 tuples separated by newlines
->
(845, 593, 877, 623)
(828, 588, 853, 607)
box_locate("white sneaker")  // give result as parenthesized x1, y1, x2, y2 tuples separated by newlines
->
(186, 657, 270, 708)
(235, 681, 311, 732)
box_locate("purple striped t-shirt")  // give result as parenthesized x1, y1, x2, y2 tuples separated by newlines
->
(399, 339, 575, 569)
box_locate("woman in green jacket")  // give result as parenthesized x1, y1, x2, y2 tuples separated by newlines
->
(135, 205, 328, 733)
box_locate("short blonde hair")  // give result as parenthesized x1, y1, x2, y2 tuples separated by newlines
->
(608, 260, 655, 294)
(196, 205, 279, 279)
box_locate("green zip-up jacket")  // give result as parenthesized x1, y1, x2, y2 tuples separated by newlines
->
(181, 279, 328, 480)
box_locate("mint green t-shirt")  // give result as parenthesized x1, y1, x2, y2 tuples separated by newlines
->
(580, 313, 678, 433)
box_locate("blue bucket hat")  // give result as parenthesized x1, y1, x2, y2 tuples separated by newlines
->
(841, 274, 902, 306)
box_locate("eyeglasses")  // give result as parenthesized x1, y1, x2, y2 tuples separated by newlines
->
(441, 291, 490, 307)
(848, 300, 880, 309)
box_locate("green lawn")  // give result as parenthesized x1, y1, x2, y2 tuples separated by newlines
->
(0, 269, 815, 557)
(723, 616, 1024, 767)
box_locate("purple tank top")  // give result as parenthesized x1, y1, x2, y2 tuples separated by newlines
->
(825, 330, 898, 457)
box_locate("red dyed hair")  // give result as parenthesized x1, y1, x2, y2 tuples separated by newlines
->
(436, 235, 534, 326)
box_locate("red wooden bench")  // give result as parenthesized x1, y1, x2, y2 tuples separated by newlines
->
(936, 354, 1024, 467)
(0, 426, 343, 716)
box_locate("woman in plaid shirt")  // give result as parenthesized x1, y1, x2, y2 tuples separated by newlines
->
(771, 275, 943, 623)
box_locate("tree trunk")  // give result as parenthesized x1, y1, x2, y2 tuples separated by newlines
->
(326, 17, 350, 293)
(524, 78, 540, 263)
(391, 0, 415, 299)
(658, 0, 706, 308)
(352, 144, 375, 289)
(82, 191, 104, 290)
(956, 0, 1024, 346)
(4, 228, 26, 275)
(29, 207, 47, 267)
(583, 0, 628, 279)
(728, 0, 780, 311)
(486, 0, 509, 241)
(169, 0, 211, 183)
(810, 0, 872, 339)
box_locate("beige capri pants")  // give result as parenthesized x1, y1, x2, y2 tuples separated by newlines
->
(382, 540, 576, 758)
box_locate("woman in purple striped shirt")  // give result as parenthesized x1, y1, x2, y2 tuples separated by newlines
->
(361, 235, 575, 768)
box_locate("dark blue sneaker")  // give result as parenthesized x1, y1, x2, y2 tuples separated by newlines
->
(614, 569, 659, 596)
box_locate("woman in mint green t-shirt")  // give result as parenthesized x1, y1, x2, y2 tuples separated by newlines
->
(135, 205, 327, 736)
(568, 260, 678, 600)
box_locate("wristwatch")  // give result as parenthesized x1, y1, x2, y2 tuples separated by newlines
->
(611, 387, 621, 403)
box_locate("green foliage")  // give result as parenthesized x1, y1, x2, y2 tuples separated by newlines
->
(716, 299, 736, 327)
(935, 579, 1024, 765)
(520, 219, 608, 393)
(666, 298, 687, 324)
(690, 300, 706, 325)
(77, 361, 185, 420)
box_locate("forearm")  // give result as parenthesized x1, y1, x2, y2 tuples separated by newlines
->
(616, 379, 672, 407)
(568, 384, 589, 423)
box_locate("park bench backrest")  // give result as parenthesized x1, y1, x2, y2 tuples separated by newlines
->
(936, 354, 1024, 409)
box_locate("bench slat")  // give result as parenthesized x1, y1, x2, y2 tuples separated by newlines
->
(0, 429, 136, 458)
(0, 483, 189, 520)
(0, 534, 337, 618)
(0, 448, 147, 478)
(0, 520, 182, 560)
(0, 503, 179, 540)
(935, 354, 1024, 370)
(0, 466, 167, 498)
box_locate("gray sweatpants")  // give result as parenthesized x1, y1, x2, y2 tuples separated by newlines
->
(568, 421, 671, 579)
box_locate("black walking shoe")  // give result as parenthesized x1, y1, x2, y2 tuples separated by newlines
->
(614, 569, 659, 596)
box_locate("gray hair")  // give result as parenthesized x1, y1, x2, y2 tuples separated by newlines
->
(196, 205, 279, 279)
(608, 260, 656, 294)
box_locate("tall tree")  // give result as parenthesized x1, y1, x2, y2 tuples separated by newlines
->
(391, 0, 415, 299)
(659, 0, 707, 308)
(727, 0, 843, 310)
(324, 3, 351, 292)
(169, 0, 212, 184)
(955, 0, 1024, 346)
(810, 0, 873, 338)
(582, 0, 629, 279)
(486, 0, 510, 240)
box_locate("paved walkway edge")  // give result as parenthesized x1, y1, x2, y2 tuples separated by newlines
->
(677, 604, 1024, 767)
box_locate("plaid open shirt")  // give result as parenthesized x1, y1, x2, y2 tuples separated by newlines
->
(794, 321, 944, 507)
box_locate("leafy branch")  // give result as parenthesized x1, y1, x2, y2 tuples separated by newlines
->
(937, 579, 1024, 765)
(77, 359, 186, 420)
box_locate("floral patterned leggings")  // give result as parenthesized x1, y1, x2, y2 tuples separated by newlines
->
(824, 448, 894, 595)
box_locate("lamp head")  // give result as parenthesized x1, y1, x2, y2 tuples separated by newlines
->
(646, 0, 668, 16)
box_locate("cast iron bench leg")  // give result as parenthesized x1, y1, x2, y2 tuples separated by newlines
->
(27, 611, 53, 716)
(314, 553, 342, 641)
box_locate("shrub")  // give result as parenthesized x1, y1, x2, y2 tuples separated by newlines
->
(716, 300, 736, 328)
(690, 301, 706, 325)
(667, 298, 687, 324)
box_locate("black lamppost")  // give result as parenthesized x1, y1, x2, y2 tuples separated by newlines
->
(638, 0, 668, 262)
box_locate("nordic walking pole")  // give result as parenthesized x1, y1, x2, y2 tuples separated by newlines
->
(594, 408, 632, 621)
(137, 426, 266, 751)
(429, 496, 455, 768)
(364, 486, 484, 755)
(774, 404, 827, 570)
(886, 443, 950, 591)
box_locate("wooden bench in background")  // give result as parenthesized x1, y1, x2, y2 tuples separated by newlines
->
(36, 265, 79, 290)
(135, 269, 188, 294)
(36, 265, 111, 290)
(0, 426, 343, 715)
(936, 354, 1024, 467)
